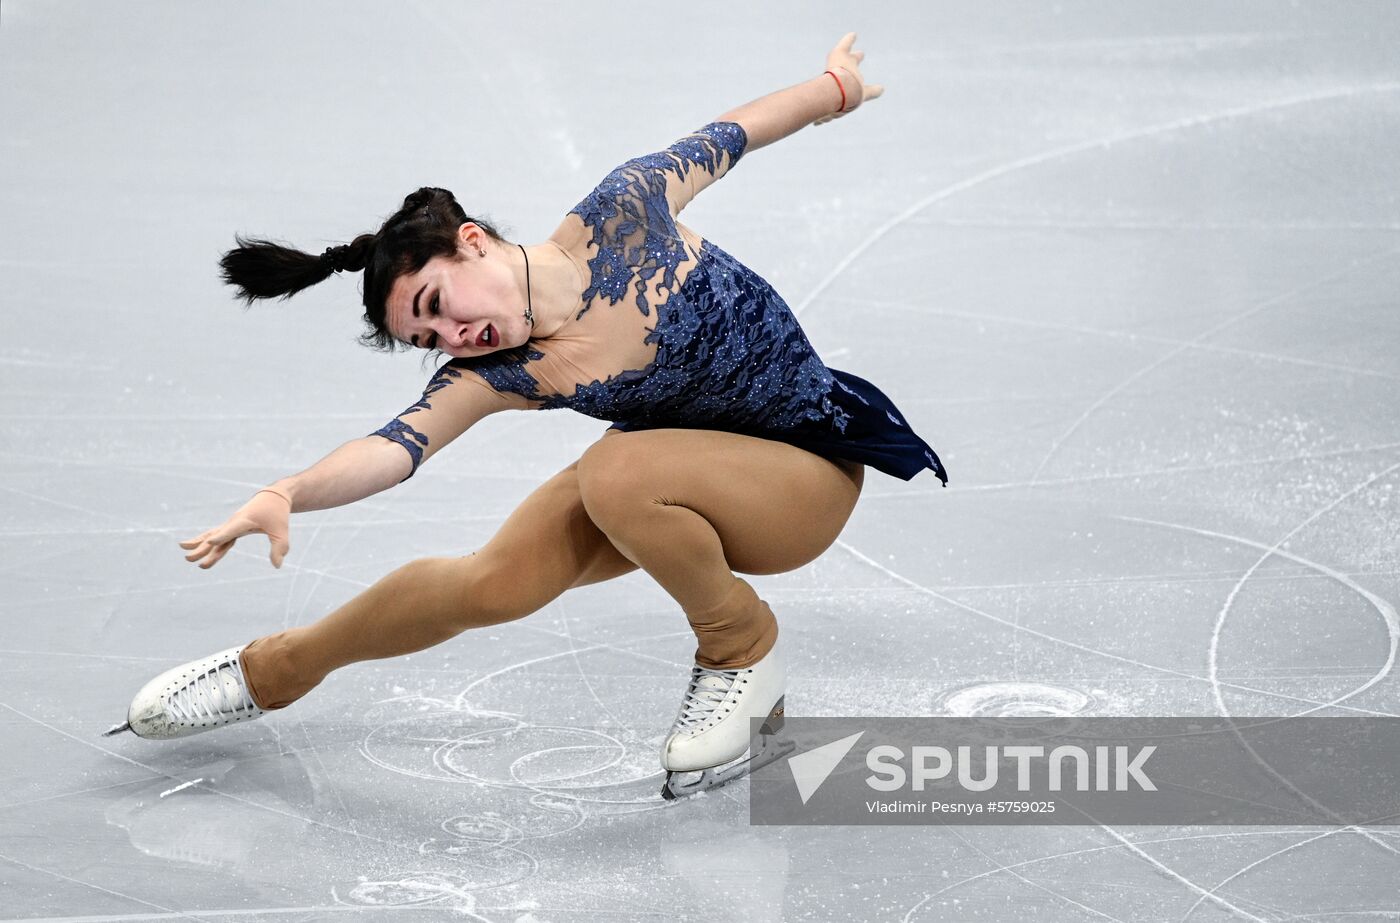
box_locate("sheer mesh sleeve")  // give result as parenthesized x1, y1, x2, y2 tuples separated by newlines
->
(369, 361, 531, 481)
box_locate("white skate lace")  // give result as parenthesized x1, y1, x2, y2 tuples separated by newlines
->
(166, 658, 260, 723)
(674, 666, 741, 732)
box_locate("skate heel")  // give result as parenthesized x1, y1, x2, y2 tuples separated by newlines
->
(760, 695, 785, 736)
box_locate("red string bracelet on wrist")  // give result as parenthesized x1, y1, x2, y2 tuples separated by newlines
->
(824, 69, 847, 112)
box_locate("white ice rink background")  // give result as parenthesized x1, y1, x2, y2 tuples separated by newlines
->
(2, 1, 1399, 920)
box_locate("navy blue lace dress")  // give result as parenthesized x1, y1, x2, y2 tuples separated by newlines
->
(372, 122, 947, 486)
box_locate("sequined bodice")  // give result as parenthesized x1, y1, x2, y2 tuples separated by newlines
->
(370, 122, 947, 484)
(452, 122, 853, 436)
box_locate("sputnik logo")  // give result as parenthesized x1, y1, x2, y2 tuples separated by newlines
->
(787, 731, 865, 804)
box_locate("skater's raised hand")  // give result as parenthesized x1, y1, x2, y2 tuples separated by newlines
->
(814, 32, 884, 127)
(179, 488, 292, 570)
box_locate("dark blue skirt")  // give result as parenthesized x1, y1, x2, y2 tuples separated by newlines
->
(775, 368, 947, 484)
(608, 368, 948, 485)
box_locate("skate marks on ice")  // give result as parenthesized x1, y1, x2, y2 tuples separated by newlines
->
(340, 622, 742, 909)
(12, 664, 645, 919)
(337, 871, 496, 921)
(94, 733, 567, 920)
(831, 539, 1398, 718)
(355, 626, 700, 807)
(0, 702, 447, 918)
(337, 699, 674, 910)
(923, 683, 1283, 920)
(1027, 246, 1400, 486)
(897, 827, 1374, 923)
(935, 681, 1093, 718)
(1124, 462, 1400, 719)
(799, 553, 1274, 920)
(1113, 475, 1400, 867)
(826, 292, 1400, 387)
(837, 482, 1400, 918)
(331, 582, 795, 912)
(836, 466, 1400, 919)
(790, 80, 1400, 321)
(863, 440, 1400, 502)
(105, 753, 522, 923)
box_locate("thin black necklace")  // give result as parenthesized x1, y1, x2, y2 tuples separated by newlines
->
(518, 244, 535, 328)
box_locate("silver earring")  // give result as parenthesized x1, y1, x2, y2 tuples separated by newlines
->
(477, 249, 485, 258)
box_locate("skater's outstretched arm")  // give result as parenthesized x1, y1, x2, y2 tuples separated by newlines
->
(177, 436, 406, 571)
(650, 33, 881, 218)
(268, 435, 414, 512)
(180, 360, 525, 570)
(716, 32, 882, 151)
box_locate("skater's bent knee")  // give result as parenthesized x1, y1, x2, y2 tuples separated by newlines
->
(574, 439, 630, 504)
(577, 447, 665, 530)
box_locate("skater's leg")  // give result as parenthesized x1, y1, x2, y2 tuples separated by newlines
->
(241, 459, 638, 709)
(576, 429, 863, 671)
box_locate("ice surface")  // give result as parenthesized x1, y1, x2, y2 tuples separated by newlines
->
(3, 1, 1399, 919)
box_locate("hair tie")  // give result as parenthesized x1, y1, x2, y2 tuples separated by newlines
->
(321, 245, 349, 273)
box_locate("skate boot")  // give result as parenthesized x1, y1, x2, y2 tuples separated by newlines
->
(103, 645, 267, 740)
(660, 637, 794, 800)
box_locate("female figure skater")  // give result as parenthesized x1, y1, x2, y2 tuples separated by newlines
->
(106, 34, 947, 799)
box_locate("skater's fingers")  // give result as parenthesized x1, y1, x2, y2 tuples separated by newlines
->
(188, 533, 240, 566)
(200, 541, 234, 569)
(178, 531, 212, 550)
(269, 534, 289, 569)
(865, 83, 885, 101)
(827, 32, 856, 61)
(184, 541, 214, 563)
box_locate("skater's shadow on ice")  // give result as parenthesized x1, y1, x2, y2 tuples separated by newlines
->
(104, 753, 318, 876)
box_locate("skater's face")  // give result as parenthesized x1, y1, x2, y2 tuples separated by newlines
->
(385, 223, 525, 359)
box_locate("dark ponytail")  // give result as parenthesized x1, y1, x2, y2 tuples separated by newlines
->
(219, 233, 375, 305)
(219, 186, 504, 352)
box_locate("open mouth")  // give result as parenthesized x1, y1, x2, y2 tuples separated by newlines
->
(476, 324, 495, 348)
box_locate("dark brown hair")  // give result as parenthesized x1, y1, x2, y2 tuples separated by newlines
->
(219, 187, 503, 352)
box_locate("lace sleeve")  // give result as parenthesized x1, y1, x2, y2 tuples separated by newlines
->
(653, 121, 747, 216)
(369, 361, 529, 481)
(567, 121, 747, 318)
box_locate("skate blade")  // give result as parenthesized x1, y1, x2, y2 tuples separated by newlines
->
(102, 721, 132, 738)
(661, 733, 796, 801)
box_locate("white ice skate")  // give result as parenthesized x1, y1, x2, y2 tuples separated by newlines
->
(660, 637, 794, 800)
(103, 645, 267, 740)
